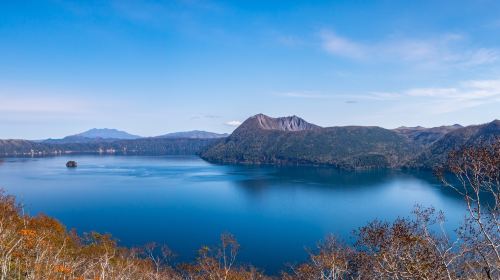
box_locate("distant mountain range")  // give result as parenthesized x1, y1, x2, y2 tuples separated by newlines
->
(156, 130, 228, 139)
(1, 114, 499, 170)
(42, 129, 226, 144)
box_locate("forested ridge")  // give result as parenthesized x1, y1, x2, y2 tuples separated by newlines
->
(0, 138, 217, 157)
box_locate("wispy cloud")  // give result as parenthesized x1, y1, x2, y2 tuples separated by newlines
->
(460, 48, 500, 67)
(319, 31, 499, 68)
(319, 30, 366, 59)
(225, 120, 242, 127)
(359, 79, 500, 114)
(363, 92, 402, 101)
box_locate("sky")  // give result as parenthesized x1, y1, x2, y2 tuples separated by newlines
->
(1, 0, 500, 139)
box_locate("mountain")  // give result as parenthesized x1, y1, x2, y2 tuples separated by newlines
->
(42, 128, 142, 144)
(73, 128, 141, 139)
(394, 124, 463, 147)
(156, 130, 228, 139)
(201, 114, 500, 170)
(200, 114, 416, 169)
(409, 120, 500, 169)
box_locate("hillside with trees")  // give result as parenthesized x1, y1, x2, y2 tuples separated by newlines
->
(201, 114, 500, 170)
(0, 138, 218, 157)
(409, 119, 500, 168)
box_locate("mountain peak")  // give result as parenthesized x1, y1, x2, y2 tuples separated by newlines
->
(250, 114, 321, 132)
(483, 119, 500, 130)
(74, 128, 141, 139)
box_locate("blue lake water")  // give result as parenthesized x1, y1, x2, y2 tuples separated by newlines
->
(0, 155, 465, 274)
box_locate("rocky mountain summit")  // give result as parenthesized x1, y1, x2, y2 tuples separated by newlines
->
(249, 114, 321, 131)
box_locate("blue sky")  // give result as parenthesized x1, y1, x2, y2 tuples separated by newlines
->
(1, 0, 500, 139)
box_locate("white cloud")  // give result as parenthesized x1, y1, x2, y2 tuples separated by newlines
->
(405, 87, 459, 97)
(319, 31, 499, 68)
(359, 79, 500, 114)
(462, 79, 500, 89)
(367, 92, 402, 100)
(225, 120, 242, 127)
(320, 30, 366, 59)
(460, 48, 500, 66)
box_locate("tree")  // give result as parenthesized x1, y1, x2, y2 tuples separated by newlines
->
(283, 236, 353, 280)
(437, 139, 500, 279)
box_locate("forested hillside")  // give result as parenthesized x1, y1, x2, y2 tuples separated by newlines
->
(0, 138, 217, 156)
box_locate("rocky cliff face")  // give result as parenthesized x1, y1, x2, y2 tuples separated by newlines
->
(250, 114, 321, 132)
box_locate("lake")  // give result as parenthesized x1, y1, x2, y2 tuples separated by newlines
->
(0, 155, 465, 274)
